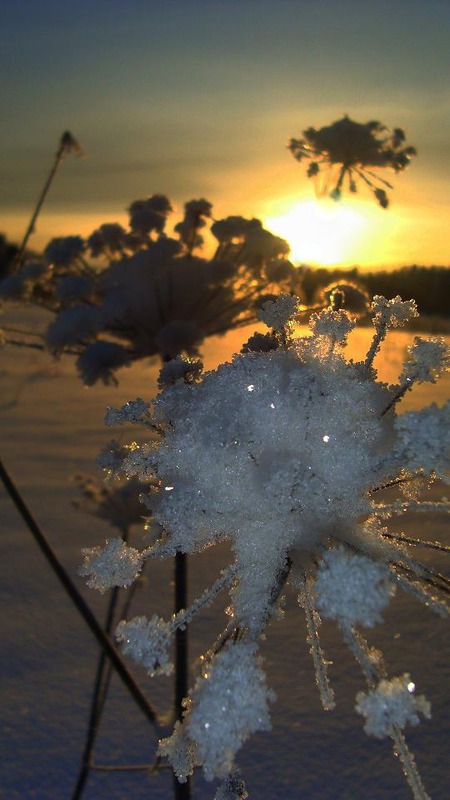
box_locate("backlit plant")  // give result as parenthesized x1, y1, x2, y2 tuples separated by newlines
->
(0, 196, 301, 385)
(81, 293, 449, 800)
(288, 115, 416, 207)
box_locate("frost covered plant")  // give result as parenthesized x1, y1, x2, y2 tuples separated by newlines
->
(81, 294, 449, 799)
(0, 194, 303, 385)
(288, 115, 416, 207)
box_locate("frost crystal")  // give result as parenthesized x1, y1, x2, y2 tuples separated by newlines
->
(356, 675, 431, 738)
(309, 307, 356, 343)
(115, 614, 174, 676)
(371, 295, 418, 328)
(186, 640, 274, 780)
(157, 355, 203, 387)
(395, 401, 450, 481)
(401, 337, 450, 384)
(158, 721, 199, 783)
(315, 546, 396, 628)
(256, 293, 299, 331)
(105, 397, 151, 427)
(79, 537, 143, 593)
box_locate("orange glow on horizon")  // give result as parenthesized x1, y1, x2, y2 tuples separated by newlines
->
(3, 187, 450, 271)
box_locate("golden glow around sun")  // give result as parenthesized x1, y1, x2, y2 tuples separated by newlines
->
(265, 198, 371, 266)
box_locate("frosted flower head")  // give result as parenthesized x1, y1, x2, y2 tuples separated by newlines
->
(76, 341, 129, 386)
(355, 674, 431, 738)
(174, 198, 213, 248)
(85, 294, 449, 793)
(158, 721, 199, 784)
(87, 223, 128, 257)
(105, 397, 151, 427)
(289, 116, 416, 207)
(214, 776, 249, 800)
(256, 293, 299, 332)
(158, 356, 203, 388)
(185, 640, 274, 781)
(210, 216, 260, 244)
(371, 295, 418, 329)
(59, 130, 84, 158)
(146, 307, 401, 632)
(0, 272, 32, 301)
(115, 614, 174, 676)
(46, 306, 101, 350)
(128, 195, 173, 237)
(79, 537, 144, 593)
(2, 191, 302, 384)
(395, 401, 450, 481)
(44, 236, 85, 267)
(315, 545, 396, 628)
(401, 336, 450, 384)
(309, 308, 356, 344)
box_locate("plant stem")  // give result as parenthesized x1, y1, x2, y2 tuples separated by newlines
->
(0, 458, 159, 725)
(174, 551, 191, 799)
(14, 132, 82, 269)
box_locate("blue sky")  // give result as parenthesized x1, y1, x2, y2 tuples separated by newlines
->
(2, 0, 450, 266)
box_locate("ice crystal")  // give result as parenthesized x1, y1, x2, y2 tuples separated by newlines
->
(186, 640, 274, 780)
(79, 537, 143, 593)
(256, 293, 299, 332)
(315, 546, 396, 628)
(85, 295, 449, 797)
(395, 401, 450, 481)
(158, 721, 199, 784)
(401, 337, 450, 384)
(355, 674, 431, 738)
(372, 295, 418, 329)
(157, 355, 203, 388)
(104, 398, 151, 427)
(309, 307, 356, 343)
(115, 614, 174, 676)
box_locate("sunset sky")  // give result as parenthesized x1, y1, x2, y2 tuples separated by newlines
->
(2, 0, 450, 268)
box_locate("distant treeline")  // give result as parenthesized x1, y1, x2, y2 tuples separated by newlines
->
(300, 265, 450, 318)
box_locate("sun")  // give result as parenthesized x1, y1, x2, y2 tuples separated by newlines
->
(264, 198, 371, 266)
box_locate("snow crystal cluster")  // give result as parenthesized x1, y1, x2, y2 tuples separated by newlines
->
(79, 537, 143, 593)
(160, 640, 274, 782)
(356, 674, 431, 739)
(81, 294, 449, 800)
(115, 614, 174, 676)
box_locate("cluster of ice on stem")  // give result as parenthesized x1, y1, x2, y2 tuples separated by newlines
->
(356, 675, 431, 738)
(82, 294, 449, 799)
(79, 537, 143, 593)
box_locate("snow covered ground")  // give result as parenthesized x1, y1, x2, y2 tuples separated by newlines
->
(1, 309, 449, 800)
